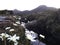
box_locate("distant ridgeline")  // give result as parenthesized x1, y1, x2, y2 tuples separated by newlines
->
(0, 10, 13, 15)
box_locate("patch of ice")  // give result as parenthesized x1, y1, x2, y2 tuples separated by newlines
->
(7, 34, 20, 45)
(5, 27, 11, 30)
(25, 30, 38, 42)
(9, 29, 15, 32)
(0, 33, 10, 40)
(21, 22, 25, 28)
(13, 23, 18, 26)
(39, 34, 45, 39)
(16, 21, 20, 24)
(18, 17, 21, 20)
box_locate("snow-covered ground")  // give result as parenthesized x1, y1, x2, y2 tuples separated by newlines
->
(2, 16, 46, 45)
(20, 21, 46, 45)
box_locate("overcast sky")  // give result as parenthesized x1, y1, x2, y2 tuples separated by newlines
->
(0, 0, 60, 11)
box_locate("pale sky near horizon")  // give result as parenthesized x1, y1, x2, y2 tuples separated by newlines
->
(0, 0, 60, 11)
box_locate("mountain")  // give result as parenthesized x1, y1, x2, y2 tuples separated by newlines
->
(31, 5, 57, 12)
(13, 9, 22, 14)
(13, 5, 58, 15)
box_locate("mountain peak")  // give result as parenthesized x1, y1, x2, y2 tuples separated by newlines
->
(31, 5, 57, 12)
(37, 5, 47, 8)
